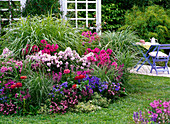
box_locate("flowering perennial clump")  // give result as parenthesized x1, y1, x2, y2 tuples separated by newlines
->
(82, 31, 99, 44)
(133, 100, 170, 124)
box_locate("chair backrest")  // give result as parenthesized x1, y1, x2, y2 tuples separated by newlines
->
(157, 44, 170, 57)
(158, 44, 170, 50)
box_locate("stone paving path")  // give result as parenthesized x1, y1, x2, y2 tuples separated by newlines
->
(130, 65, 170, 77)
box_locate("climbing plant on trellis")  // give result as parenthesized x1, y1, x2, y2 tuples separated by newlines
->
(59, 0, 101, 34)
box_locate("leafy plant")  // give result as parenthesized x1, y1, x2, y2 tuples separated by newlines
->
(102, 3, 125, 31)
(72, 101, 101, 113)
(91, 92, 111, 108)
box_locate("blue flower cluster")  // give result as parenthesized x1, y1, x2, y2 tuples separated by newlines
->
(83, 75, 120, 93)
(49, 82, 68, 97)
(0, 87, 7, 103)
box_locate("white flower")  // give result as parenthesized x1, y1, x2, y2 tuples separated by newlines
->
(47, 63, 51, 67)
(57, 64, 60, 68)
(80, 66, 84, 69)
(71, 57, 75, 60)
(82, 63, 86, 66)
(65, 62, 69, 65)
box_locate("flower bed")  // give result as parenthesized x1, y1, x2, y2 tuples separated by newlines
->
(0, 31, 127, 115)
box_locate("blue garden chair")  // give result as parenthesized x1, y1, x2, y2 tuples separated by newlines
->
(149, 44, 170, 75)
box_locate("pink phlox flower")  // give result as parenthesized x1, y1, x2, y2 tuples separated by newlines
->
(76, 71, 82, 75)
(100, 50, 106, 54)
(31, 45, 39, 52)
(87, 48, 92, 53)
(93, 32, 98, 35)
(111, 62, 118, 68)
(156, 108, 162, 114)
(94, 48, 100, 53)
(106, 48, 113, 55)
(163, 101, 169, 108)
(41, 39, 47, 44)
(0, 66, 8, 73)
(150, 102, 158, 109)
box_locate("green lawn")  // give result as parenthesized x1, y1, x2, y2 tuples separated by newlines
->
(0, 74, 169, 124)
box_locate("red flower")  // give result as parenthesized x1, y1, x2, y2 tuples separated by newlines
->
(64, 69, 70, 74)
(11, 85, 16, 89)
(20, 76, 27, 79)
(79, 75, 85, 79)
(72, 84, 77, 89)
(74, 75, 86, 80)
(74, 76, 79, 80)
(16, 82, 22, 87)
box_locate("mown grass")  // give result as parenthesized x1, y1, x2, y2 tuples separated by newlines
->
(0, 74, 169, 124)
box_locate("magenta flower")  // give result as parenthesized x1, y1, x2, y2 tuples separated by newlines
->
(106, 48, 113, 55)
(163, 101, 169, 108)
(94, 48, 100, 53)
(156, 108, 162, 114)
(41, 39, 47, 44)
(100, 50, 106, 54)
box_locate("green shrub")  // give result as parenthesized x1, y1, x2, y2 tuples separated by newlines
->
(119, 5, 170, 44)
(101, 3, 125, 31)
(0, 15, 86, 57)
(22, 0, 61, 17)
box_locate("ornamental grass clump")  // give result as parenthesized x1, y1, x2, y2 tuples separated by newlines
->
(0, 15, 85, 57)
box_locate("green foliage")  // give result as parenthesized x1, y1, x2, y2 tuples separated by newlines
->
(91, 92, 111, 108)
(101, 3, 125, 31)
(72, 101, 101, 113)
(119, 5, 170, 44)
(22, 0, 61, 17)
(0, 15, 85, 58)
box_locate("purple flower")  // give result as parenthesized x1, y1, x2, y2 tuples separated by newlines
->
(115, 86, 120, 91)
(60, 82, 68, 88)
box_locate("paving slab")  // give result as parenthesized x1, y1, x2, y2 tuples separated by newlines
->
(130, 65, 170, 77)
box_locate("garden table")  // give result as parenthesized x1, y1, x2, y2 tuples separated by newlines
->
(134, 42, 159, 72)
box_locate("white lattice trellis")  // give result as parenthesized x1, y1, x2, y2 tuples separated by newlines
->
(0, 0, 26, 30)
(60, 0, 101, 34)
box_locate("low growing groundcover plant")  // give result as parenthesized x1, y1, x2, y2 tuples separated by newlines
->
(0, 37, 127, 115)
